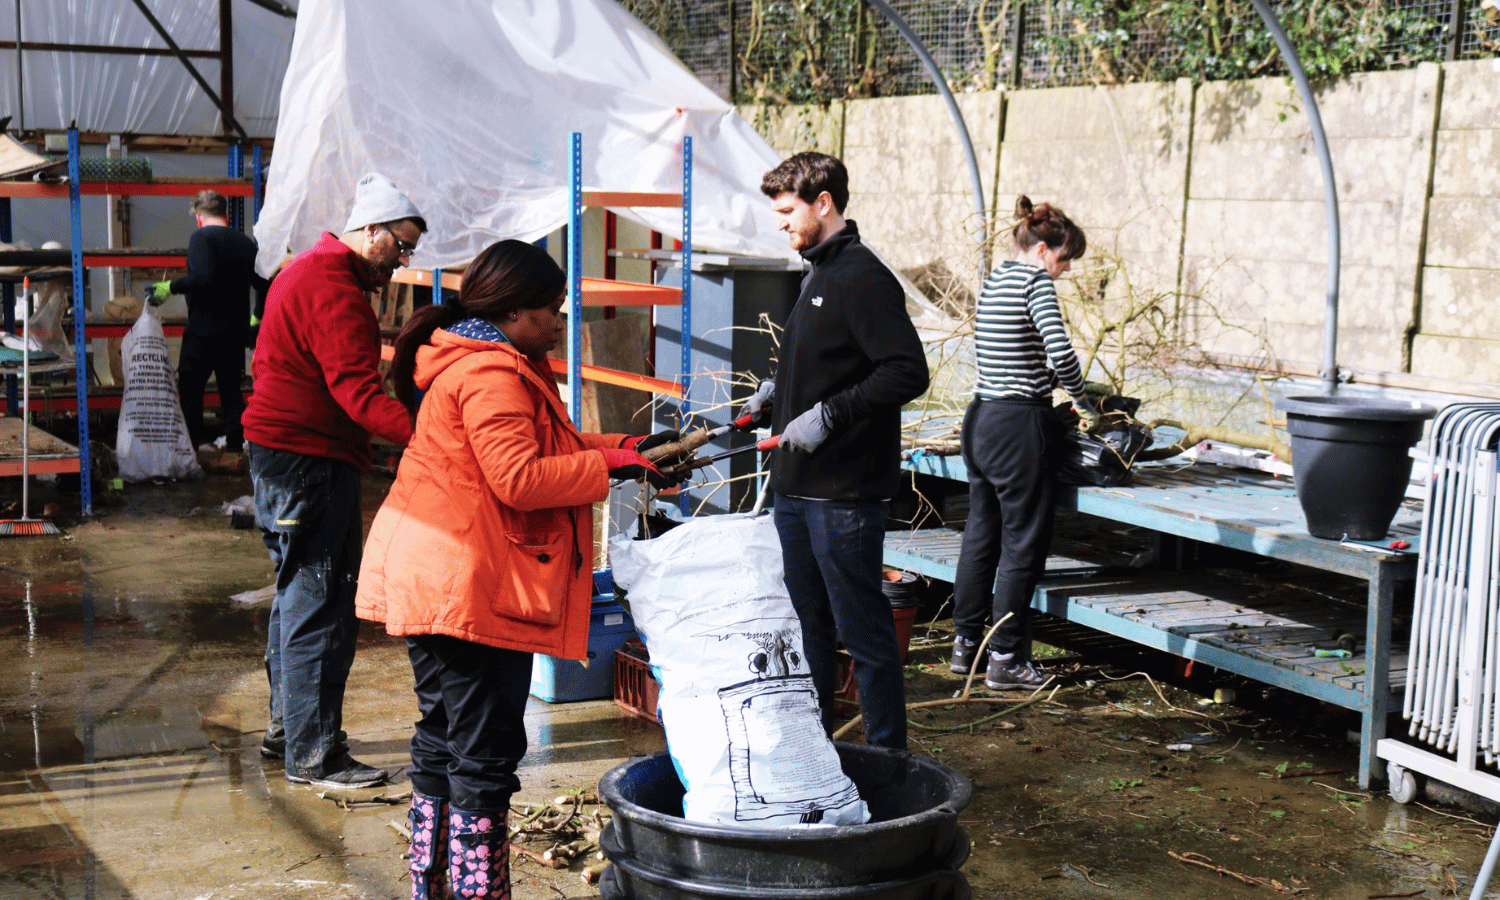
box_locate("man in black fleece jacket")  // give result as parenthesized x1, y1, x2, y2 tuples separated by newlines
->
(151, 190, 268, 466)
(755, 152, 928, 750)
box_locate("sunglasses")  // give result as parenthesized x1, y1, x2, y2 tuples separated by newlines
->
(383, 223, 418, 258)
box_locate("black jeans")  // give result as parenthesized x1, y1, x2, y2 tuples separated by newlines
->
(177, 334, 245, 451)
(406, 634, 533, 814)
(249, 442, 363, 777)
(951, 397, 1062, 659)
(774, 495, 907, 751)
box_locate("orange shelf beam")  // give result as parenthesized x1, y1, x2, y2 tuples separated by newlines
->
(389, 268, 466, 291)
(83, 252, 187, 268)
(579, 278, 680, 307)
(377, 343, 680, 398)
(0, 177, 256, 199)
(581, 191, 682, 208)
(547, 358, 682, 398)
(383, 270, 676, 307)
(83, 320, 186, 339)
(0, 457, 80, 476)
(10, 388, 243, 414)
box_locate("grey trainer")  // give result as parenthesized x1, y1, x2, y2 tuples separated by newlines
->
(984, 653, 1049, 690)
(950, 636, 980, 675)
(286, 753, 389, 790)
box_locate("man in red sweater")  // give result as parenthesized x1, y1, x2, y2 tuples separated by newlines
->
(243, 173, 422, 789)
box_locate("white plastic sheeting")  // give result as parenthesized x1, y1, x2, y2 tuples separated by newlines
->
(0, 0, 294, 137)
(254, 0, 796, 276)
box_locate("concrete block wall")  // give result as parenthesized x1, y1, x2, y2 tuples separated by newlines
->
(841, 92, 1002, 291)
(741, 59, 1500, 395)
(1184, 66, 1440, 376)
(1411, 58, 1500, 381)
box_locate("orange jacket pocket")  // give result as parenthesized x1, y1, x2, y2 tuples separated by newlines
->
(492, 534, 571, 626)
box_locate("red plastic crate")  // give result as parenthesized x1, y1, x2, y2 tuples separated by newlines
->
(834, 650, 860, 711)
(613, 639, 662, 723)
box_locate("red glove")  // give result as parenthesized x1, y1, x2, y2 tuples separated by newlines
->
(599, 447, 670, 488)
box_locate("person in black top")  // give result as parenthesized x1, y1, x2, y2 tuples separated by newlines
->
(152, 190, 268, 468)
(750, 152, 928, 750)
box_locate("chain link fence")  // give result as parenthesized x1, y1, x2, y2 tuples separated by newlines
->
(624, 0, 1499, 103)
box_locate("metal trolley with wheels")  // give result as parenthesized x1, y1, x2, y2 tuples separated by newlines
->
(1376, 402, 1500, 900)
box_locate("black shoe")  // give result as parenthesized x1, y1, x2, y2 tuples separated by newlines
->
(950, 637, 980, 675)
(260, 726, 285, 759)
(984, 653, 1049, 690)
(286, 754, 389, 790)
(261, 727, 348, 761)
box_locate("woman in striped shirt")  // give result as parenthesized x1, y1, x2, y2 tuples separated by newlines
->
(950, 196, 1097, 690)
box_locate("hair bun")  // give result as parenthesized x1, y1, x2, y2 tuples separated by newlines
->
(1014, 194, 1035, 221)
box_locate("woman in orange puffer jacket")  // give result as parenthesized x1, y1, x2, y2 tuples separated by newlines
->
(356, 239, 681, 900)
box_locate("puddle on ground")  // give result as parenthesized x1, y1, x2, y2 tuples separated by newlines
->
(0, 476, 1493, 899)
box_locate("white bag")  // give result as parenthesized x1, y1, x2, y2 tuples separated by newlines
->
(610, 514, 869, 828)
(26, 280, 74, 360)
(116, 304, 202, 482)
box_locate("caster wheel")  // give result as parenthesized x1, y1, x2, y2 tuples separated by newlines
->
(1388, 763, 1418, 804)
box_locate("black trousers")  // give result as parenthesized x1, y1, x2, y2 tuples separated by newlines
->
(177, 334, 246, 451)
(406, 634, 533, 814)
(951, 397, 1062, 659)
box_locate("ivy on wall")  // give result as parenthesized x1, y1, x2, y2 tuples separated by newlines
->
(622, 0, 1488, 104)
(1052, 0, 1451, 85)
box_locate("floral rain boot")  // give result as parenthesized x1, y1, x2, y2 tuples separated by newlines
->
(448, 807, 510, 900)
(408, 792, 449, 900)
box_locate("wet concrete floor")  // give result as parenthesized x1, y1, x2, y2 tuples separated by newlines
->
(0, 475, 664, 900)
(2, 474, 1499, 899)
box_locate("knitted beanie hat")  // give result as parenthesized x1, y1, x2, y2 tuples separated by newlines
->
(343, 173, 422, 234)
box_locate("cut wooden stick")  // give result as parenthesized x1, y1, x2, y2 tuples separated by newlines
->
(641, 428, 712, 463)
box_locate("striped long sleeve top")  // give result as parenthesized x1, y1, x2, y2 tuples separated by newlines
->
(973, 260, 1091, 407)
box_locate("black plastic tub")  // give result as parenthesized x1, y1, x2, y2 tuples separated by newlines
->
(599, 851, 970, 900)
(881, 569, 920, 609)
(1277, 395, 1435, 540)
(598, 742, 972, 892)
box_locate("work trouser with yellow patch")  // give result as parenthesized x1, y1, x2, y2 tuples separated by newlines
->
(249, 442, 364, 780)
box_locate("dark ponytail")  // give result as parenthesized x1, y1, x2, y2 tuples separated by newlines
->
(387, 239, 565, 417)
(1012, 194, 1087, 261)
(390, 302, 463, 415)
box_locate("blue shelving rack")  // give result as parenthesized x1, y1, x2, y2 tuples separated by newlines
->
(0, 126, 264, 515)
(565, 133, 694, 511)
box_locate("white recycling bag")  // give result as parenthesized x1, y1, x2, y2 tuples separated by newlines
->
(116, 303, 202, 482)
(610, 514, 869, 828)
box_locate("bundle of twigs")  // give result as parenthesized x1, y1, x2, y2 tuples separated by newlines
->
(507, 790, 614, 885)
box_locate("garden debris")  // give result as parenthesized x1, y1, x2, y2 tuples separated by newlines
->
(507, 791, 611, 875)
(317, 788, 411, 809)
(1167, 850, 1264, 886)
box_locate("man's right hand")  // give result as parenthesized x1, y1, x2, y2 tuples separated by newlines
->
(738, 379, 775, 428)
(149, 281, 172, 306)
(779, 402, 831, 453)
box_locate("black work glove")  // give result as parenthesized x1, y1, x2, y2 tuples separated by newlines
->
(629, 430, 682, 457)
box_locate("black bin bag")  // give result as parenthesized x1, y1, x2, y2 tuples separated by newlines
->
(1055, 396, 1153, 488)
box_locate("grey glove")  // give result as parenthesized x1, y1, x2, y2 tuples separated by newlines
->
(780, 401, 831, 453)
(739, 378, 775, 428)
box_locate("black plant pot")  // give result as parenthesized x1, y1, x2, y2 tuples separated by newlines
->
(1277, 395, 1435, 541)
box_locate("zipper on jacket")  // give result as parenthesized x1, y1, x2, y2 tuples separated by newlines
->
(567, 509, 583, 574)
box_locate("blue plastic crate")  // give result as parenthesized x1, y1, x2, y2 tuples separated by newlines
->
(530, 601, 636, 703)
